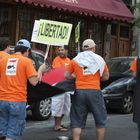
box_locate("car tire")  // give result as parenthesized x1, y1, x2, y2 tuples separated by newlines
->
(121, 93, 133, 114)
(31, 98, 51, 121)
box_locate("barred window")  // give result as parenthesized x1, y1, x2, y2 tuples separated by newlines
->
(0, 7, 12, 37)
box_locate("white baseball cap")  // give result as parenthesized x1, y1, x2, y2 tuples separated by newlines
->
(16, 39, 31, 48)
(82, 39, 96, 50)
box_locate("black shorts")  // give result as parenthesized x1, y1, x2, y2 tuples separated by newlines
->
(70, 89, 107, 128)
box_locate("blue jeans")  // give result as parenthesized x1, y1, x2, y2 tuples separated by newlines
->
(0, 101, 26, 140)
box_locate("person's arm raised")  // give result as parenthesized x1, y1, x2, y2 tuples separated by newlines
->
(38, 63, 50, 81)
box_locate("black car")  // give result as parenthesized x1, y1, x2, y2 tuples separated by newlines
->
(102, 57, 135, 114)
(27, 50, 52, 121)
(101, 57, 135, 89)
(55, 56, 136, 114)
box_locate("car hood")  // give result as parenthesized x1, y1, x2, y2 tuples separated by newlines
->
(102, 76, 134, 91)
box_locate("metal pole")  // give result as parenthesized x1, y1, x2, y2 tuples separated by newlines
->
(77, 42, 80, 53)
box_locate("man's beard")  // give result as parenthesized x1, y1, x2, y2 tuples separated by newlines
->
(60, 54, 66, 58)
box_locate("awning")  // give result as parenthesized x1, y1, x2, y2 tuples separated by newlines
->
(15, 0, 134, 22)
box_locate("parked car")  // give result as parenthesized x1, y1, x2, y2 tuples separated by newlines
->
(27, 50, 52, 120)
(10, 48, 52, 120)
(102, 57, 136, 114)
(55, 56, 136, 114)
(101, 57, 135, 88)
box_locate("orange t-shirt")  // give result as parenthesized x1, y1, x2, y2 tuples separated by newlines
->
(52, 56, 71, 68)
(0, 51, 10, 60)
(67, 60, 109, 90)
(0, 53, 37, 102)
(130, 57, 137, 72)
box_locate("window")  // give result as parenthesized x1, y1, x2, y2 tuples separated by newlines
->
(122, 0, 132, 6)
(0, 7, 12, 37)
(88, 21, 103, 55)
(111, 24, 117, 36)
(120, 25, 129, 38)
(18, 7, 34, 39)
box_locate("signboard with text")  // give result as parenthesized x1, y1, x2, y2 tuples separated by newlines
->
(31, 19, 73, 46)
(31, 20, 41, 44)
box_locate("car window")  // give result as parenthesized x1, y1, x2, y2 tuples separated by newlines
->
(31, 52, 44, 66)
(107, 58, 133, 74)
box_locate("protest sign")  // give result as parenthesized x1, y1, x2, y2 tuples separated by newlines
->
(31, 20, 41, 44)
(32, 19, 72, 46)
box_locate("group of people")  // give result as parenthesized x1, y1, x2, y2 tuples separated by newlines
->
(0, 37, 140, 140)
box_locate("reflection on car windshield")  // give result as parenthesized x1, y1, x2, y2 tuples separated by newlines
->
(107, 59, 133, 74)
(32, 52, 44, 66)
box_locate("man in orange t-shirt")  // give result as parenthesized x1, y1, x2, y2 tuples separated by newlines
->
(0, 39, 47, 140)
(0, 37, 11, 60)
(65, 39, 109, 140)
(51, 45, 71, 132)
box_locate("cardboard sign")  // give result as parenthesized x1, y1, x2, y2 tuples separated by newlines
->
(31, 20, 42, 44)
(31, 19, 72, 46)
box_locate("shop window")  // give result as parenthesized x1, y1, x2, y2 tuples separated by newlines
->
(0, 7, 12, 37)
(88, 21, 103, 55)
(111, 24, 117, 36)
(19, 7, 34, 39)
(120, 25, 129, 38)
(122, 0, 132, 6)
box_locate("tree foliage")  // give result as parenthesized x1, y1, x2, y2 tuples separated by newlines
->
(131, 2, 140, 27)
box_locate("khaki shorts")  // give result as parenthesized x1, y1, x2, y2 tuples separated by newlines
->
(51, 92, 71, 117)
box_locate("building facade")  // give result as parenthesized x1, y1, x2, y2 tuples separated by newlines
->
(0, 0, 134, 60)
(130, 0, 140, 56)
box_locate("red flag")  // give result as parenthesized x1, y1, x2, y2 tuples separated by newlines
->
(42, 66, 66, 85)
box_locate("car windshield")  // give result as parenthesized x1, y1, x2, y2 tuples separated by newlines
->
(31, 52, 44, 66)
(106, 58, 133, 74)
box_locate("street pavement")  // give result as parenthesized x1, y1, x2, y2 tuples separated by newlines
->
(22, 112, 138, 140)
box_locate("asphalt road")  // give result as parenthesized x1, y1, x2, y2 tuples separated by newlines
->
(22, 112, 138, 140)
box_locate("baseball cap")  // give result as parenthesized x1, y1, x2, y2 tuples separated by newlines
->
(16, 39, 31, 48)
(82, 39, 96, 50)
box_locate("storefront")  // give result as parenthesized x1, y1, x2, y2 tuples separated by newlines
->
(0, 0, 134, 60)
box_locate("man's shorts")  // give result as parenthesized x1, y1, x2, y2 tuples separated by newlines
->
(51, 92, 71, 117)
(0, 101, 26, 140)
(70, 89, 107, 129)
